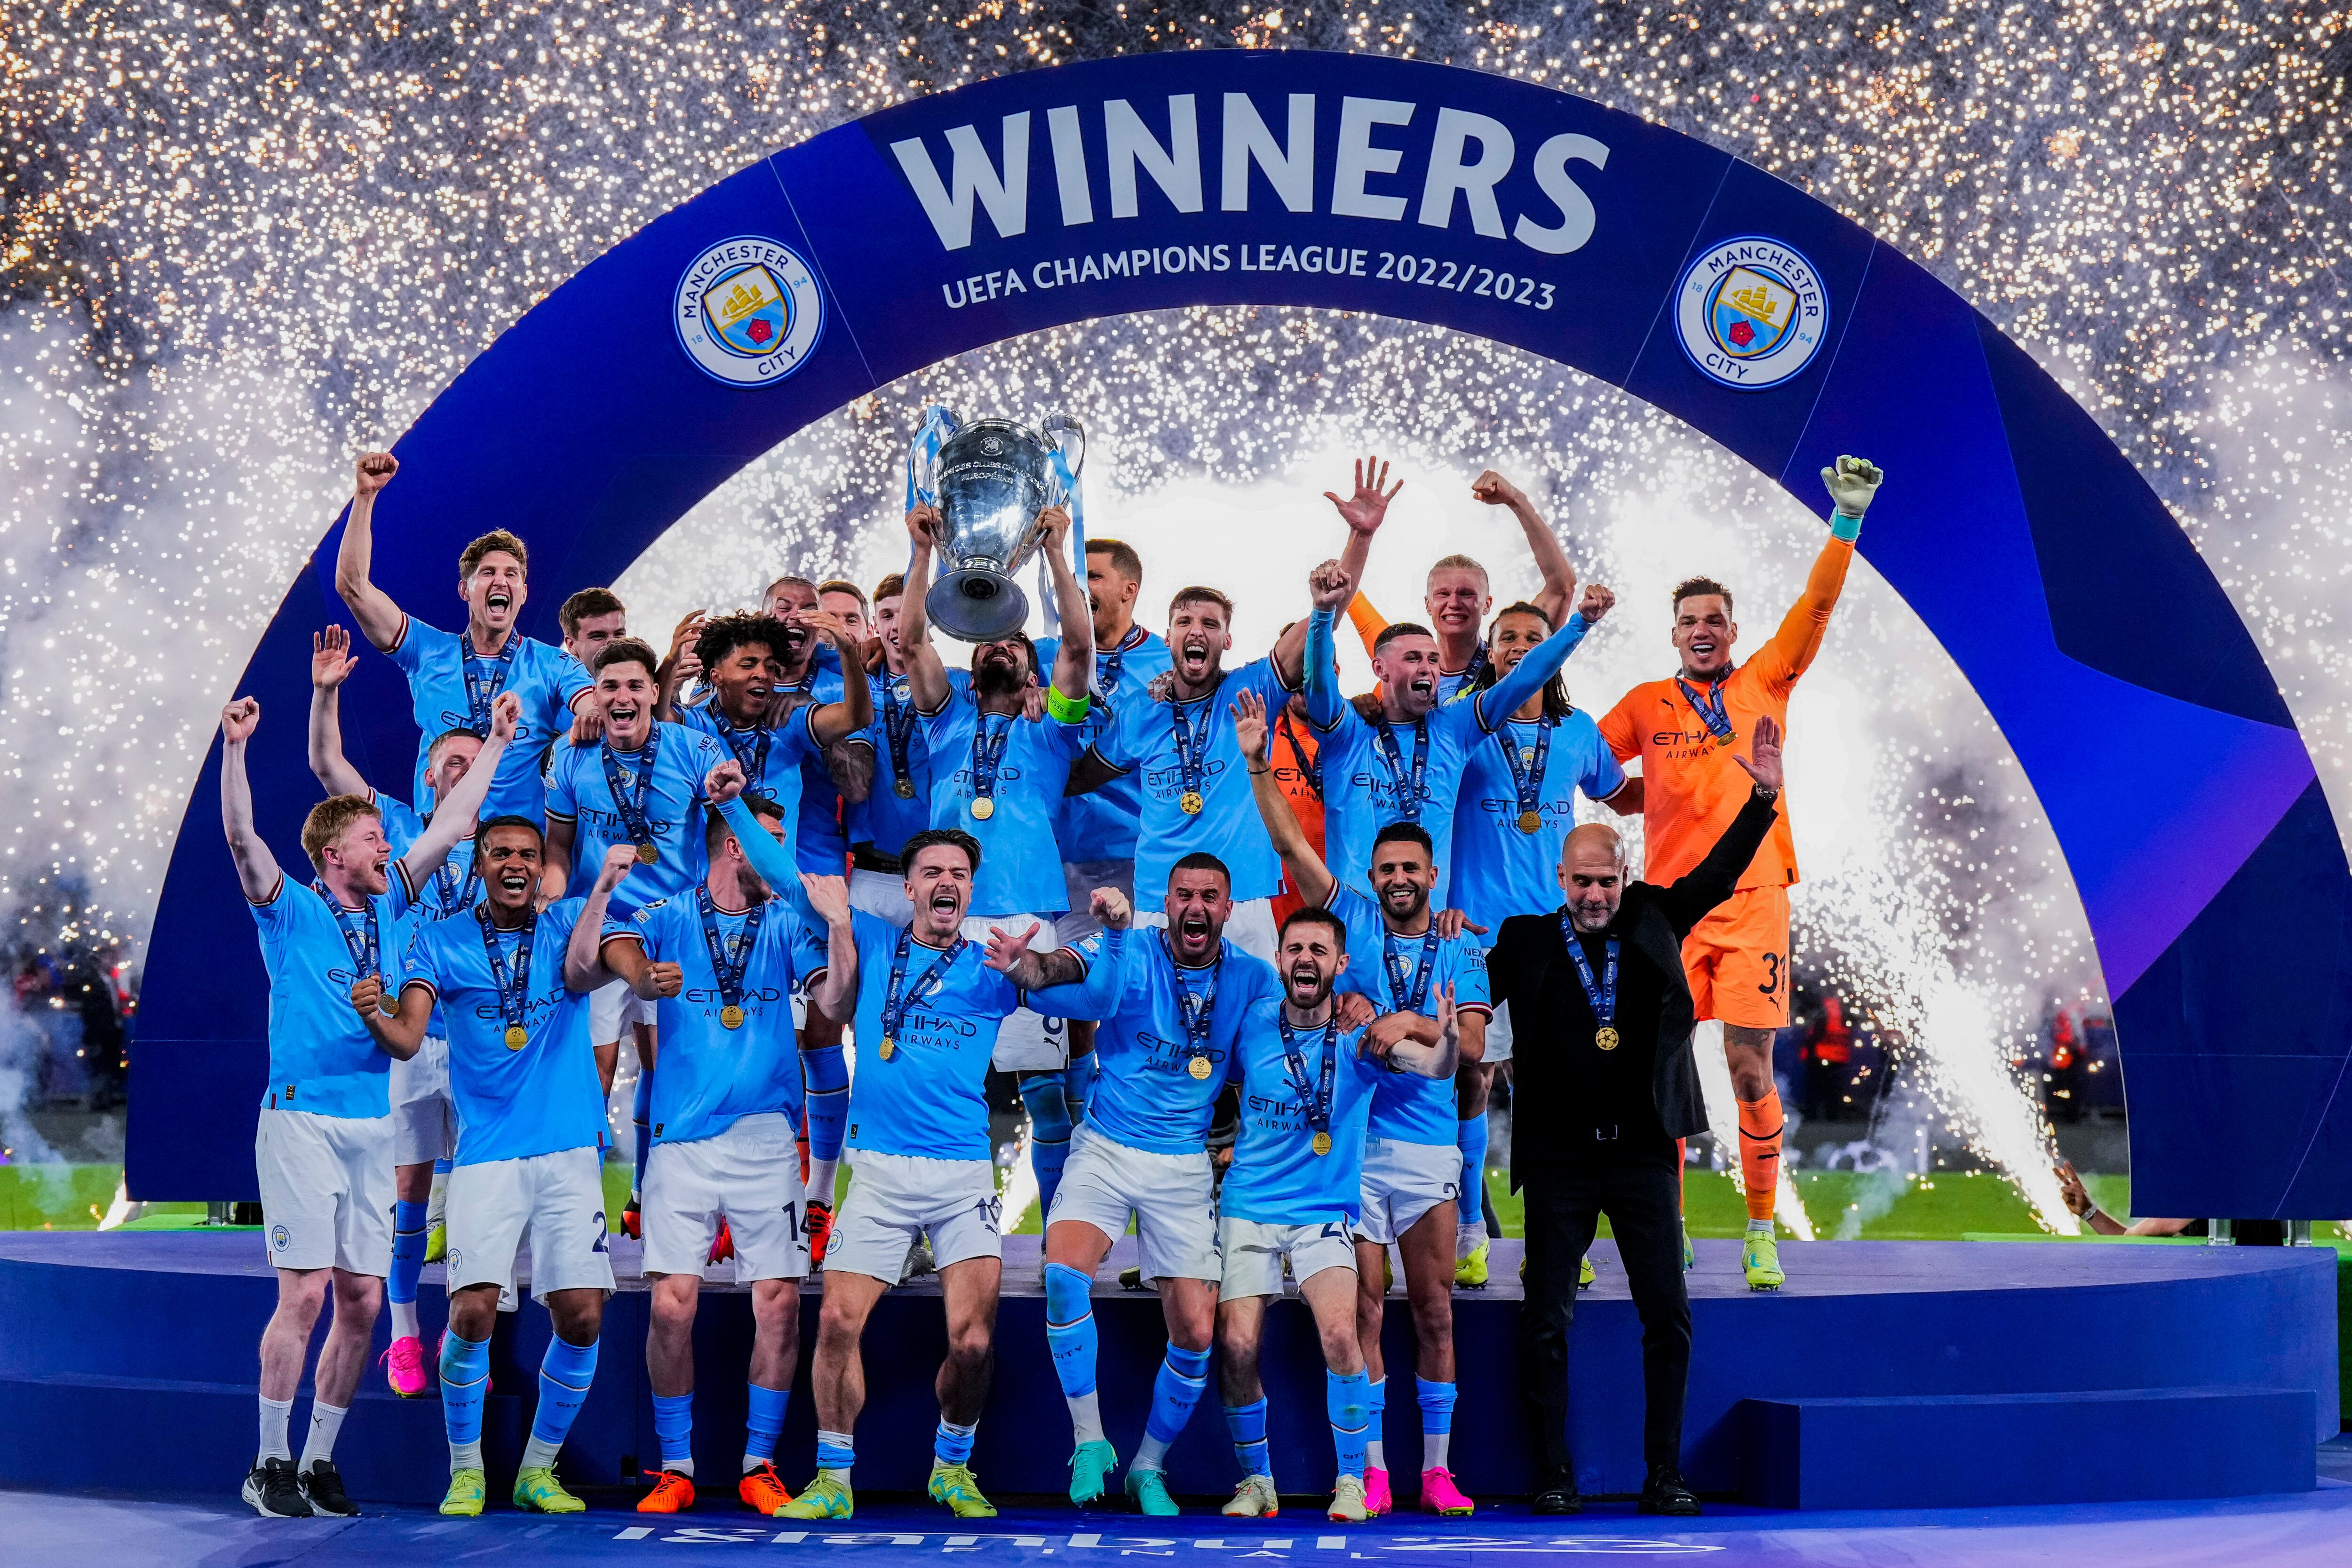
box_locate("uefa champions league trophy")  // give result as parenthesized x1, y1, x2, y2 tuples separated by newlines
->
(906, 407, 1087, 642)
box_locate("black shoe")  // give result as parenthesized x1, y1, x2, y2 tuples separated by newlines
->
(1531, 1472, 1582, 1514)
(300, 1458, 360, 1517)
(1638, 1465, 1700, 1516)
(242, 1457, 314, 1518)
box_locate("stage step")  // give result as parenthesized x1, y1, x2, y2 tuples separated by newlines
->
(1740, 1386, 2318, 1509)
(0, 1371, 520, 1506)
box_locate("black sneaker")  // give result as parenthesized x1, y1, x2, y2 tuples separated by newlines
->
(1637, 1465, 1700, 1516)
(300, 1458, 360, 1517)
(1531, 1471, 1582, 1515)
(242, 1457, 314, 1518)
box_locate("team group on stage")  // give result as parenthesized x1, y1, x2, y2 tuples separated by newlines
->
(226, 436, 1886, 1526)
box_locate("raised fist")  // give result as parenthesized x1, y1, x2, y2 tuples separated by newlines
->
(355, 452, 398, 497)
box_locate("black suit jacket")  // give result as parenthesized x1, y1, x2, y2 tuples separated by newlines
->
(1488, 788, 1782, 1184)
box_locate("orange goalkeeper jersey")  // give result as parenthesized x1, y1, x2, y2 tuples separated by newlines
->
(1596, 535, 1856, 890)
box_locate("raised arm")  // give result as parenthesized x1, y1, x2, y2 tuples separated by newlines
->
(1038, 507, 1094, 701)
(540, 815, 576, 908)
(218, 699, 284, 903)
(897, 504, 954, 713)
(307, 626, 371, 797)
(799, 872, 860, 1025)
(1024, 891, 1131, 1020)
(708, 763, 801, 895)
(1346, 592, 1389, 660)
(1759, 457, 1884, 689)
(1302, 565, 1354, 730)
(1657, 716, 1786, 935)
(1323, 454, 1398, 607)
(397, 691, 516, 888)
(1471, 589, 1603, 731)
(1471, 470, 1578, 626)
(800, 610, 876, 746)
(566, 844, 641, 992)
(332, 452, 409, 653)
(1234, 688, 1337, 907)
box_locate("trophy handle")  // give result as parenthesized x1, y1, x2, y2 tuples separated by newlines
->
(906, 404, 961, 511)
(1042, 413, 1087, 509)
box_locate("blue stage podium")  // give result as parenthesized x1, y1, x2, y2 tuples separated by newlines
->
(0, 1230, 2332, 1510)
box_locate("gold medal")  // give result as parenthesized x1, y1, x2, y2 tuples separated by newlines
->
(969, 796, 995, 821)
(877, 1036, 896, 1061)
(1596, 1027, 1620, 1051)
(1178, 790, 1204, 815)
(379, 992, 398, 1017)
(1517, 810, 1542, 834)
(636, 841, 660, 864)
(1311, 1130, 1333, 1157)
(503, 1024, 528, 1051)
(1188, 1055, 1212, 1081)
(721, 1004, 745, 1030)
(894, 778, 916, 799)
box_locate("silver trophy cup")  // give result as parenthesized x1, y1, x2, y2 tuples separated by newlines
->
(911, 412, 1086, 642)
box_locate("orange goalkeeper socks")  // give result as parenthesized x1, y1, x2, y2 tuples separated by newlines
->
(1736, 1091, 1784, 1223)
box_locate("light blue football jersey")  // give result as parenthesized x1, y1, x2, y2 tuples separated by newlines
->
(1027, 926, 1279, 1156)
(1086, 656, 1295, 904)
(544, 721, 726, 916)
(1034, 627, 1173, 862)
(1451, 708, 1625, 936)
(401, 899, 606, 1166)
(921, 693, 1088, 917)
(779, 664, 869, 874)
(1309, 611, 1590, 906)
(669, 700, 822, 866)
(1326, 887, 1492, 1146)
(849, 667, 937, 859)
(1218, 995, 1383, 1227)
(387, 618, 589, 822)
(252, 868, 421, 1120)
(842, 910, 1025, 1162)
(610, 891, 827, 1147)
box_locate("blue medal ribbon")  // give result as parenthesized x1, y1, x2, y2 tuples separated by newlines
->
(881, 926, 967, 1045)
(1275, 1008, 1340, 1140)
(600, 723, 663, 851)
(1557, 915, 1620, 1047)
(1371, 715, 1430, 822)
(711, 711, 772, 790)
(460, 631, 518, 735)
(695, 886, 765, 1018)
(1167, 935, 1224, 1068)
(1455, 640, 1489, 693)
(1277, 711, 1322, 800)
(1382, 925, 1441, 1018)
(429, 837, 479, 917)
(1168, 681, 1220, 805)
(881, 674, 918, 795)
(315, 880, 383, 985)
(1092, 626, 1144, 728)
(1498, 716, 1556, 828)
(968, 711, 1014, 810)
(477, 905, 538, 1045)
(1675, 675, 1736, 746)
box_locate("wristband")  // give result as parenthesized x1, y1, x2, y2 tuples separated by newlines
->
(1829, 509, 1864, 543)
(1045, 686, 1090, 724)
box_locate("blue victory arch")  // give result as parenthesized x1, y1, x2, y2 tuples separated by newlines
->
(134, 49, 2352, 1217)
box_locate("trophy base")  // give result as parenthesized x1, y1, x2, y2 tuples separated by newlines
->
(929, 569, 1032, 643)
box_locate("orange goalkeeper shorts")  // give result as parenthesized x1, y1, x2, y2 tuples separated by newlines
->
(1680, 884, 1792, 1031)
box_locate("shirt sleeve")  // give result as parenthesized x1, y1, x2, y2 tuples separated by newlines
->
(543, 747, 579, 822)
(1447, 938, 1494, 1017)
(1750, 534, 1858, 696)
(551, 643, 595, 710)
(1088, 699, 1137, 773)
(1595, 692, 1642, 764)
(386, 616, 430, 675)
(1584, 743, 1629, 803)
(606, 900, 656, 948)
(1346, 593, 1388, 657)
(718, 794, 799, 893)
(1021, 929, 1124, 1020)
(398, 922, 444, 998)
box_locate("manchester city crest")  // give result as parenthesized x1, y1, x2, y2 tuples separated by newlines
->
(674, 235, 826, 387)
(1675, 237, 1828, 391)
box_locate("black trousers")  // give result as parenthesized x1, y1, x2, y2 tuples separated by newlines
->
(1518, 1140, 1690, 1478)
